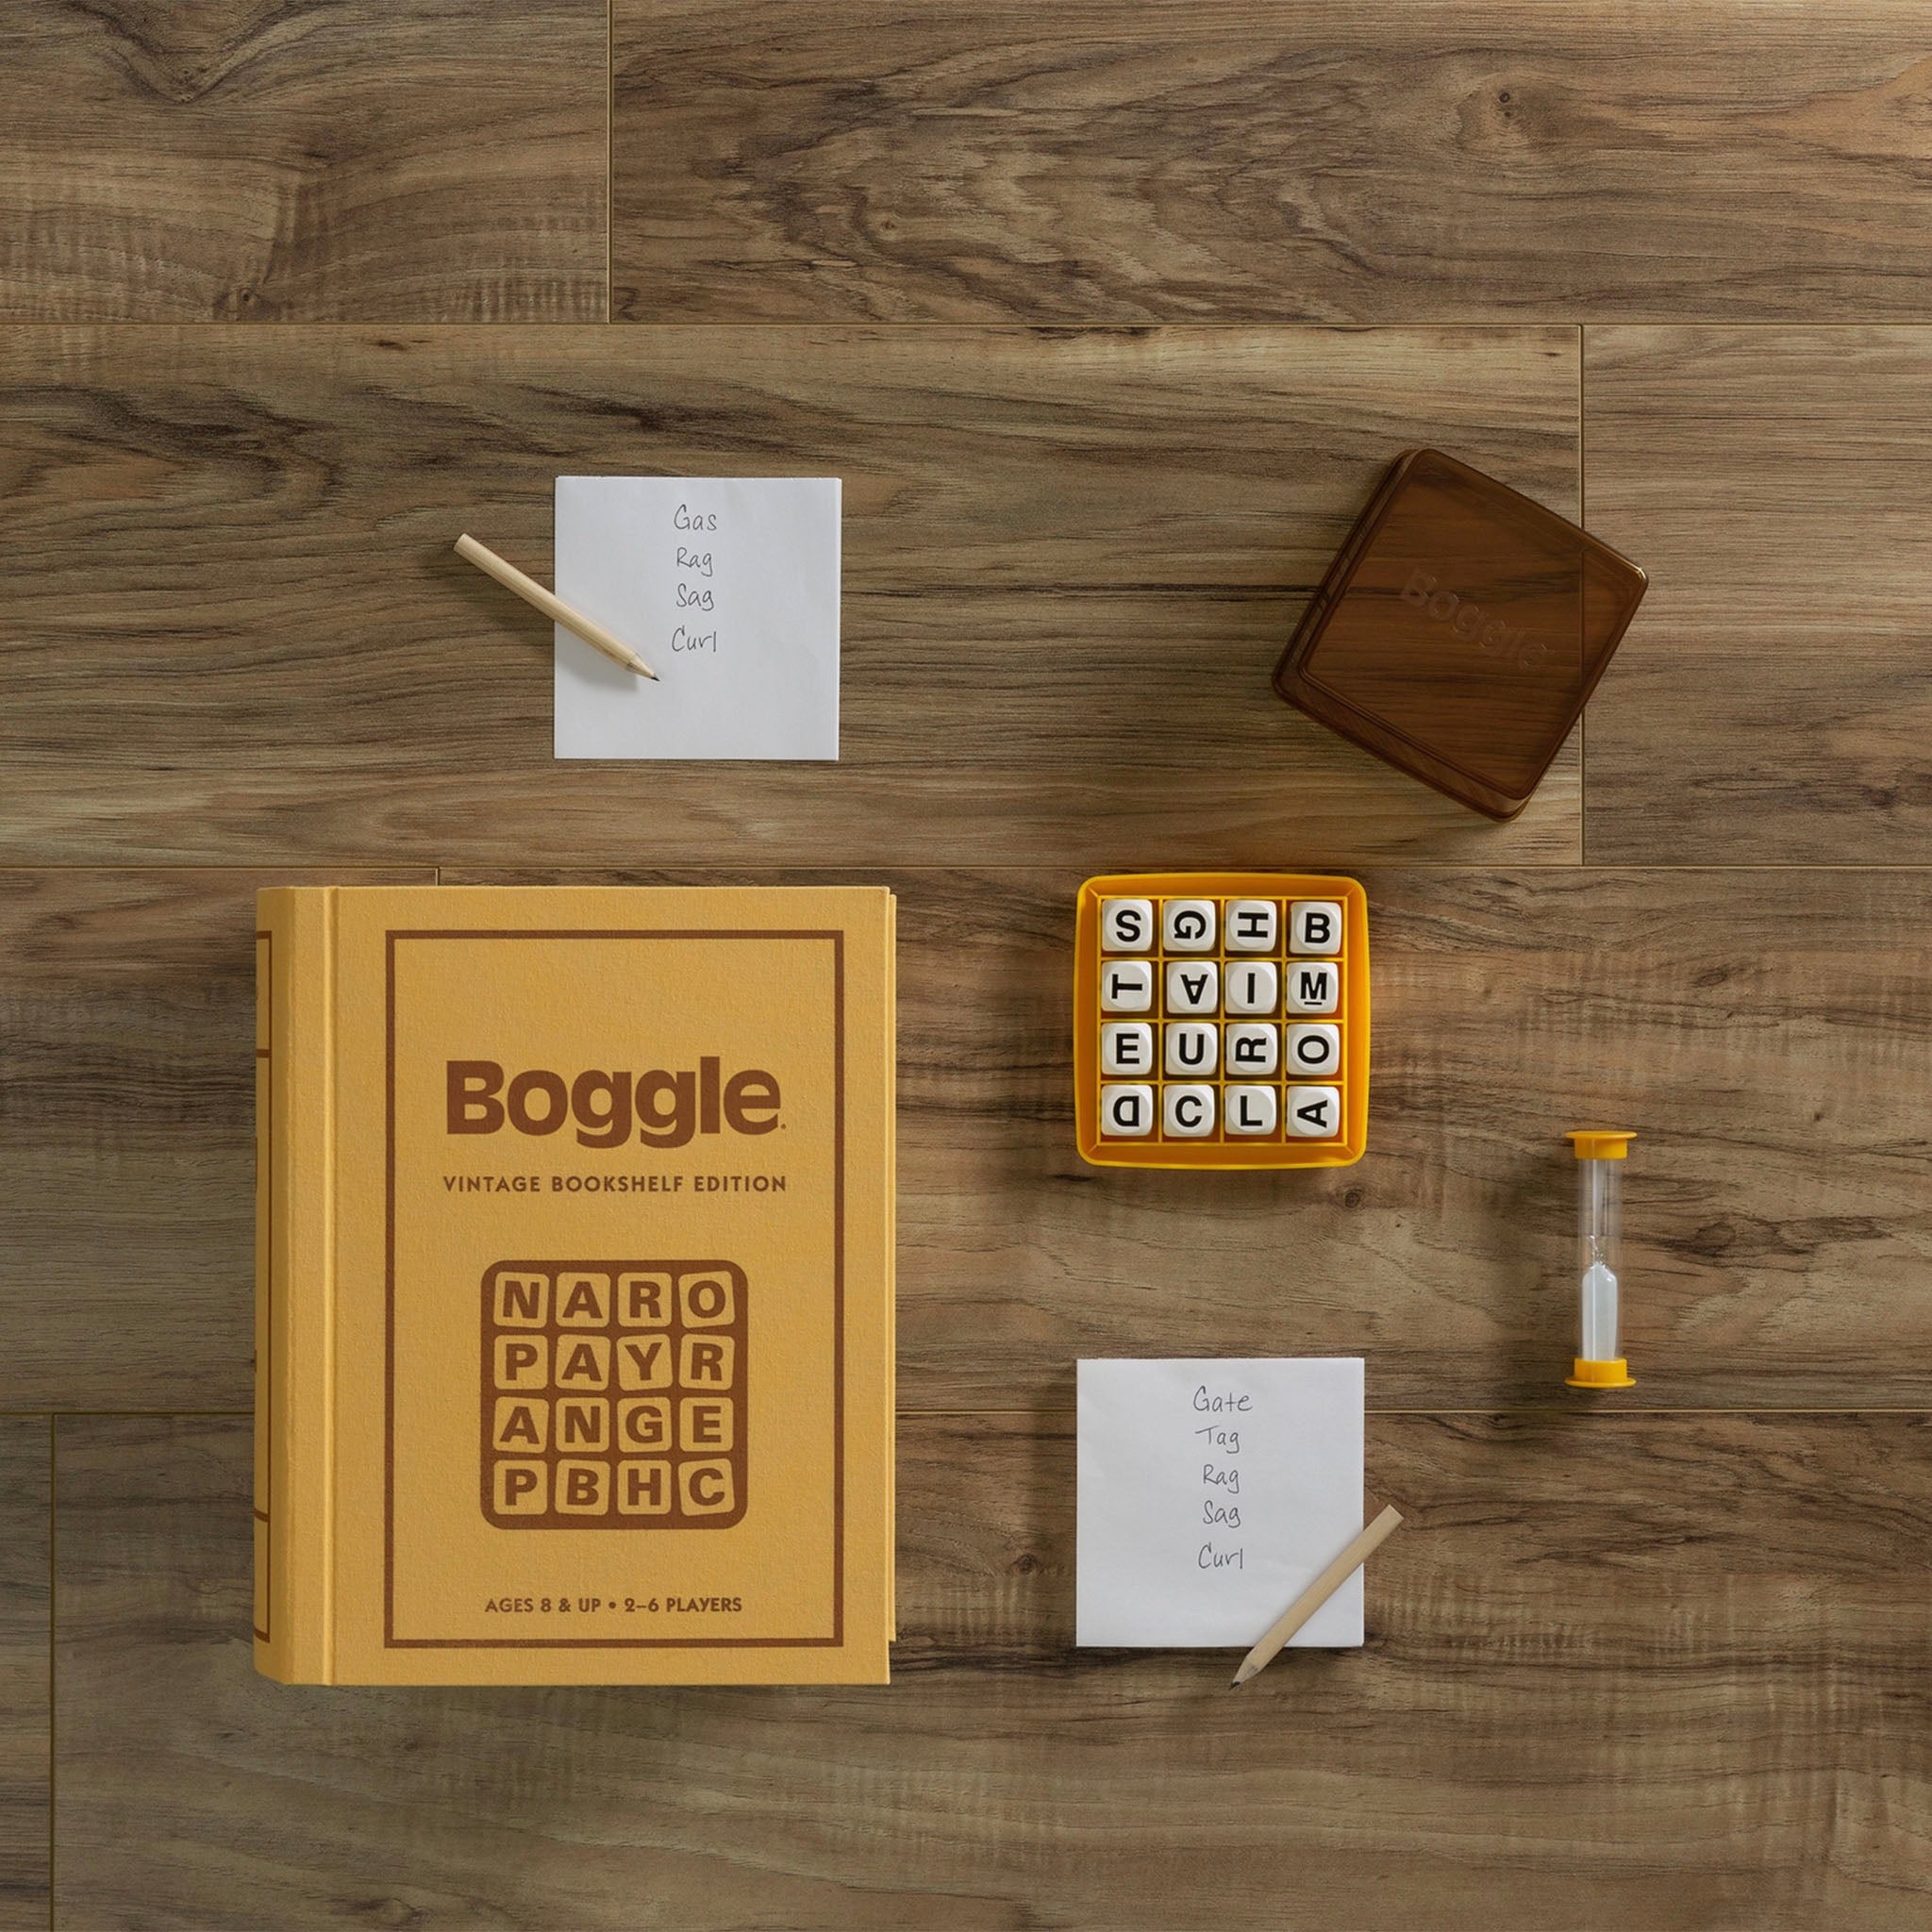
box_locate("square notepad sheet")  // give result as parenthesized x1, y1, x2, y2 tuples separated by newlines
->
(1076, 1357, 1364, 1648)
(553, 476, 841, 760)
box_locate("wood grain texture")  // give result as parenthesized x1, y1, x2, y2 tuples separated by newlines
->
(0, 324, 1581, 867)
(0, 871, 431, 1410)
(613, 0, 1932, 325)
(1585, 328, 1932, 863)
(455, 866, 1932, 1411)
(16, 862, 1927, 1412)
(0, 1, 608, 322)
(54, 1411, 1932, 1930)
(8, 9, 1926, 1922)
(0, 1422, 48, 1932)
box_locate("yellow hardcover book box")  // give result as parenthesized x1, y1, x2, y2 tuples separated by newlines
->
(254, 885, 896, 1685)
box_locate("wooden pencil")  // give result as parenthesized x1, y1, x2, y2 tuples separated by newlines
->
(1230, 1504, 1404, 1687)
(455, 532, 658, 679)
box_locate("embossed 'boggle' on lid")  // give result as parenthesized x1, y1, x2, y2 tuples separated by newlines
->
(1273, 448, 1647, 821)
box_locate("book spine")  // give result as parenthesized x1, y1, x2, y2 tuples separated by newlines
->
(253, 888, 336, 1682)
(885, 892, 898, 1642)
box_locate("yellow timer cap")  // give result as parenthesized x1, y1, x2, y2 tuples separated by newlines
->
(1567, 1129, 1635, 1160)
(1567, 1357, 1636, 1390)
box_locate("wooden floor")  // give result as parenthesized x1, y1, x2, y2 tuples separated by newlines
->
(4, 4, 1932, 1926)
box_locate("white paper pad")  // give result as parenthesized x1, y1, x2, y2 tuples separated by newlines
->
(553, 475, 841, 760)
(1075, 1357, 1365, 1648)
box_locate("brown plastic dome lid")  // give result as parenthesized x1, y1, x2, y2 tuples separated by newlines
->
(1273, 448, 1647, 821)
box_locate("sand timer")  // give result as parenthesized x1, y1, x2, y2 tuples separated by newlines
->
(1565, 1131, 1636, 1389)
